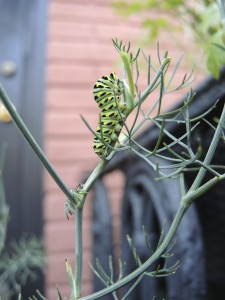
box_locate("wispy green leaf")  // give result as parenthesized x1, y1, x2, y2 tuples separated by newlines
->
(205, 30, 225, 78)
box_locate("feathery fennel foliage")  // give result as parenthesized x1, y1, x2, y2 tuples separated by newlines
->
(0, 3, 225, 297)
(114, 0, 225, 78)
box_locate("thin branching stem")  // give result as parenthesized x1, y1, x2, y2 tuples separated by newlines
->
(82, 159, 108, 193)
(136, 56, 170, 107)
(75, 208, 83, 298)
(2, 36, 225, 300)
(0, 83, 74, 201)
(121, 273, 145, 300)
(189, 104, 225, 192)
(78, 202, 188, 300)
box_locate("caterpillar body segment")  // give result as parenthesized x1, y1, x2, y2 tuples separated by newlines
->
(93, 72, 126, 158)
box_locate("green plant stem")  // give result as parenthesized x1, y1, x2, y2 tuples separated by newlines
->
(81, 55, 170, 194)
(0, 82, 74, 201)
(183, 175, 224, 206)
(0, 145, 9, 254)
(138, 57, 170, 107)
(0, 145, 6, 207)
(189, 103, 225, 192)
(0, 144, 7, 174)
(118, 55, 171, 146)
(73, 159, 109, 298)
(75, 208, 83, 299)
(120, 51, 135, 110)
(121, 273, 145, 300)
(82, 159, 108, 193)
(78, 202, 188, 300)
(0, 175, 9, 254)
(79, 165, 223, 300)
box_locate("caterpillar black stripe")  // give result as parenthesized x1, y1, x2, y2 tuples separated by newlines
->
(93, 72, 126, 158)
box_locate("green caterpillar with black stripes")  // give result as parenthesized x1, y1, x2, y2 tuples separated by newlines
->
(93, 72, 126, 158)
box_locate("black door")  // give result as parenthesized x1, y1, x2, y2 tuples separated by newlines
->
(0, 0, 47, 297)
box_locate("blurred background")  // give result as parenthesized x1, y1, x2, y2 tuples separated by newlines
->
(0, 0, 224, 299)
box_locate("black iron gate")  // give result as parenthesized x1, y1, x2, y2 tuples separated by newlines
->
(92, 70, 225, 300)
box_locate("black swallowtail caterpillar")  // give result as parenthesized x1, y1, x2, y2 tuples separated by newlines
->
(93, 72, 126, 158)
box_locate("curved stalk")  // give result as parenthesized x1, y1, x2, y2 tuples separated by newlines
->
(78, 202, 188, 300)
(120, 51, 135, 100)
(82, 159, 108, 193)
(75, 208, 83, 298)
(138, 57, 170, 106)
(189, 104, 225, 192)
(0, 83, 74, 201)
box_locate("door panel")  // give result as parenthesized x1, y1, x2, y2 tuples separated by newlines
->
(0, 0, 47, 296)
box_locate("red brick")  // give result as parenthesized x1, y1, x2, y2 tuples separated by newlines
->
(44, 165, 83, 192)
(49, 2, 139, 24)
(45, 111, 98, 137)
(108, 188, 124, 218)
(45, 219, 92, 253)
(43, 161, 97, 192)
(44, 190, 93, 221)
(48, 42, 117, 64)
(44, 192, 66, 221)
(45, 138, 96, 162)
(48, 21, 142, 44)
(47, 64, 97, 86)
(46, 250, 92, 285)
(44, 0, 198, 297)
(46, 88, 95, 111)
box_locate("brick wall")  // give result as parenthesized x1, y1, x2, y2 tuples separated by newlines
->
(44, 0, 198, 298)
